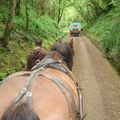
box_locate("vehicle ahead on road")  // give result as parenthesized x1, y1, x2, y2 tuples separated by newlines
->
(69, 21, 82, 37)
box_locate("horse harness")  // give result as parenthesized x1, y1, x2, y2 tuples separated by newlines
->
(1, 58, 83, 120)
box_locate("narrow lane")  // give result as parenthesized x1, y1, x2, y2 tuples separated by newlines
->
(71, 36, 120, 120)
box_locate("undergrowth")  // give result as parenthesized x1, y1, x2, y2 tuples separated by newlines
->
(0, 4, 65, 80)
(86, 5, 120, 73)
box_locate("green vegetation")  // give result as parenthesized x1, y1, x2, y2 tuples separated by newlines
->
(0, 0, 65, 80)
(85, 1, 120, 73)
(61, 0, 120, 73)
(0, 0, 120, 79)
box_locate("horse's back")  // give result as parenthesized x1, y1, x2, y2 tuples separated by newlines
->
(0, 71, 30, 117)
(32, 68, 78, 120)
(0, 69, 78, 120)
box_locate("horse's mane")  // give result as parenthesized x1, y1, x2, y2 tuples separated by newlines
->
(0, 103, 40, 120)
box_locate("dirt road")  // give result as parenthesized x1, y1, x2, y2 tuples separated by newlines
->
(70, 36, 120, 120)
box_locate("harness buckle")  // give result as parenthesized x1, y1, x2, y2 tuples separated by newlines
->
(21, 88, 27, 94)
(26, 91, 32, 96)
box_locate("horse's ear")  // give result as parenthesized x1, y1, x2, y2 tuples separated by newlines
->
(70, 38, 73, 49)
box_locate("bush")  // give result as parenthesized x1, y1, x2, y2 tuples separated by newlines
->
(0, 72, 6, 81)
(88, 7, 120, 57)
(0, 4, 64, 80)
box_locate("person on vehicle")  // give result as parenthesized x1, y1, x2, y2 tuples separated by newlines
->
(26, 40, 47, 70)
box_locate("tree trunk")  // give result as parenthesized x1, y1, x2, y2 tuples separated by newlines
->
(57, 9, 64, 24)
(0, 0, 4, 5)
(1, 0, 16, 48)
(15, 0, 21, 16)
(57, 0, 62, 24)
(57, 0, 64, 24)
(25, 0, 29, 31)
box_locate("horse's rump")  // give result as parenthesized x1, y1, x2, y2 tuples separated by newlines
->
(0, 65, 78, 120)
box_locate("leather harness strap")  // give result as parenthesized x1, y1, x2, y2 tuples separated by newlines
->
(38, 73, 76, 120)
(13, 67, 44, 109)
(48, 62, 75, 80)
(32, 58, 75, 80)
(31, 58, 58, 70)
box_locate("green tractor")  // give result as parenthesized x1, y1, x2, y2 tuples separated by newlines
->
(69, 21, 83, 37)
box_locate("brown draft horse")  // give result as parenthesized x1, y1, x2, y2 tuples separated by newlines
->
(50, 39, 74, 71)
(0, 39, 83, 120)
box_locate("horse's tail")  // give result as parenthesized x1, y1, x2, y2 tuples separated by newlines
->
(0, 103, 40, 120)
